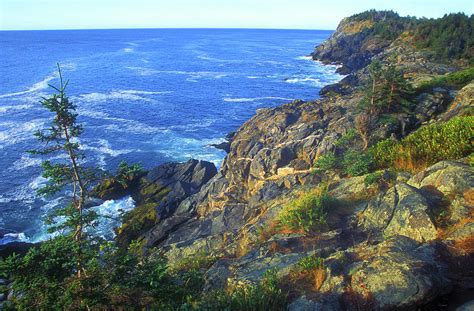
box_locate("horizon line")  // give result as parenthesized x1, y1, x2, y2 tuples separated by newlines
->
(0, 26, 335, 32)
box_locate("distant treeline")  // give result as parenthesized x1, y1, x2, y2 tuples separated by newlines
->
(349, 10, 473, 61)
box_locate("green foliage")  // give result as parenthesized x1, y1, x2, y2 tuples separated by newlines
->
(196, 269, 287, 311)
(334, 129, 357, 147)
(359, 59, 413, 117)
(417, 67, 474, 92)
(172, 250, 218, 272)
(371, 116, 474, 171)
(278, 189, 334, 233)
(342, 150, 374, 176)
(350, 10, 419, 40)
(115, 160, 145, 188)
(413, 13, 474, 61)
(297, 255, 324, 272)
(313, 153, 337, 173)
(26, 65, 107, 281)
(364, 171, 384, 186)
(117, 202, 159, 244)
(0, 238, 205, 309)
(0, 236, 93, 309)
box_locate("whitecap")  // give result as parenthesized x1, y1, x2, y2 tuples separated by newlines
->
(90, 196, 135, 239)
(0, 119, 48, 148)
(0, 104, 34, 114)
(122, 47, 134, 53)
(296, 55, 313, 60)
(0, 232, 30, 245)
(152, 133, 226, 167)
(125, 66, 160, 76)
(223, 96, 293, 103)
(76, 90, 158, 103)
(285, 77, 326, 87)
(80, 139, 135, 158)
(119, 89, 172, 95)
(0, 72, 57, 98)
(12, 155, 42, 170)
(29, 175, 48, 190)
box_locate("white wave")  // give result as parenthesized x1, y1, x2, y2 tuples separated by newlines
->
(122, 47, 134, 53)
(76, 90, 158, 103)
(127, 67, 229, 80)
(0, 195, 11, 203)
(125, 66, 160, 76)
(80, 139, 135, 158)
(285, 77, 326, 87)
(223, 96, 293, 103)
(29, 175, 48, 190)
(0, 232, 30, 245)
(119, 89, 172, 95)
(0, 72, 57, 98)
(0, 104, 34, 114)
(247, 76, 260, 79)
(152, 132, 226, 167)
(40, 197, 63, 212)
(0, 118, 48, 148)
(91, 196, 135, 239)
(297, 55, 313, 60)
(12, 155, 42, 170)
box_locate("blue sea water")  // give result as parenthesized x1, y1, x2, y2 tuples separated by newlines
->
(0, 28, 341, 245)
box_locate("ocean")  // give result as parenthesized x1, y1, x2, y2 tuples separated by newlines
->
(0, 28, 341, 245)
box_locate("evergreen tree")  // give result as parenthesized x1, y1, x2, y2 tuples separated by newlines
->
(28, 64, 103, 277)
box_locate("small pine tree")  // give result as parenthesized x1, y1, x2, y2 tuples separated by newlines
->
(29, 64, 104, 277)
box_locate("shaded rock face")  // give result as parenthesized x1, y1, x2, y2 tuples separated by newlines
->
(117, 159, 217, 245)
(414, 88, 453, 124)
(137, 159, 217, 219)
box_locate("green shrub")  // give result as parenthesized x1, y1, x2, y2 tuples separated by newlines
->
(417, 67, 474, 92)
(371, 116, 474, 171)
(334, 129, 357, 147)
(342, 150, 374, 176)
(1, 237, 205, 310)
(278, 189, 334, 233)
(364, 171, 383, 186)
(196, 269, 287, 311)
(171, 250, 217, 272)
(115, 161, 145, 187)
(297, 255, 324, 272)
(313, 153, 337, 173)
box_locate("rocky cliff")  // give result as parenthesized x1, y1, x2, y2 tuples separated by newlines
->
(115, 11, 473, 310)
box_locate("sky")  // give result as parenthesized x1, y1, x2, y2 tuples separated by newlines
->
(0, 0, 472, 30)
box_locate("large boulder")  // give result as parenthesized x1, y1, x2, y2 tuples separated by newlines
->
(441, 81, 474, 120)
(348, 237, 451, 309)
(359, 183, 438, 242)
(408, 161, 473, 197)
